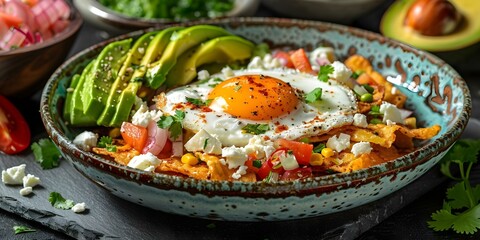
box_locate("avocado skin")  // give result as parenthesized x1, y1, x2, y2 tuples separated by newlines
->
(166, 35, 255, 88)
(97, 31, 159, 126)
(81, 39, 132, 120)
(146, 25, 232, 89)
(109, 26, 184, 127)
(68, 61, 98, 126)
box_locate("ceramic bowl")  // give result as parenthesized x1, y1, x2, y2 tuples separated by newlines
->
(261, 0, 385, 24)
(0, 2, 83, 97)
(73, 0, 260, 34)
(40, 17, 471, 221)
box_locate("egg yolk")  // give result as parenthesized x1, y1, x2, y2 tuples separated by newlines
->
(208, 75, 299, 120)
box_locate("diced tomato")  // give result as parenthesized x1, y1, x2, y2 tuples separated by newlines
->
(257, 148, 288, 180)
(245, 154, 260, 174)
(0, 13, 23, 27)
(120, 122, 148, 152)
(281, 167, 313, 181)
(0, 95, 31, 154)
(290, 48, 314, 74)
(157, 139, 172, 159)
(277, 139, 313, 165)
(356, 73, 376, 85)
(273, 50, 294, 68)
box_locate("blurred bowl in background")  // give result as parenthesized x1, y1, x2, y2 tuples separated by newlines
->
(0, 2, 83, 98)
(73, 0, 260, 34)
(261, 0, 384, 24)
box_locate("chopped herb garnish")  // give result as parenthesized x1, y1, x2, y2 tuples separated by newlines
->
(48, 192, 75, 210)
(31, 138, 61, 169)
(242, 124, 270, 135)
(318, 65, 334, 82)
(13, 226, 36, 235)
(131, 77, 145, 82)
(370, 118, 383, 124)
(203, 138, 209, 149)
(252, 160, 262, 168)
(305, 88, 323, 103)
(351, 70, 364, 79)
(362, 84, 374, 94)
(299, 137, 310, 143)
(313, 143, 326, 153)
(157, 110, 185, 140)
(186, 97, 212, 107)
(98, 136, 117, 152)
(428, 139, 480, 234)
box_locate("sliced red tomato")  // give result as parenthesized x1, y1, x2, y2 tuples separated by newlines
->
(273, 50, 294, 68)
(281, 167, 313, 181)
(290, 48, 314, 74)
(120, 122, 148, 152)
(257, 148, 288, 180)
(0, 95, 31, 154)
(277, 139, 313, 165)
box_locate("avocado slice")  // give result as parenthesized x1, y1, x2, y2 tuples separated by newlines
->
(109, 26, 184, 127)
(96, 31, 159, 126)
(381, 0, 480, 51)
(68, 60, 98, 126)
(81, 39, 132, 119)
(146, 25, 232, 89)
(165, 35, 255, 87)
(63, 73, 81, 122)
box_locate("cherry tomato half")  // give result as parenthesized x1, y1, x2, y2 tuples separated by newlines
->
(277, 139, 313, 165)
(0, 95, 31, 154)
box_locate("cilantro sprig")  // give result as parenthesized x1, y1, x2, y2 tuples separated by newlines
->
(242, 124, 270, 135)
(49, 192, 75, 210)
(13, 226, 36, 235)
(186, 97, 212, 107)
(98, 136, 117, 152)
(305, 88, 323, 103)
(318, 65, 334, 82)
(157, 110, 185, 140)
(31, 138, 61, 169)
(428, 139, 480, 234)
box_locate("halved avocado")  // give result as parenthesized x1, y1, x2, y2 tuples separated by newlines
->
(381, 0, 480, 52)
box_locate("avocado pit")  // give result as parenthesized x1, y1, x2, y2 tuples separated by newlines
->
(404, 0, 462, 36)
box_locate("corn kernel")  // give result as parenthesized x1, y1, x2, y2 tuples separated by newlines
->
(181, 153, 199, 165)
(310, 153, 324, 166)
(321, 147, 334, 158)
(109, 128, 121, 138)
(405, 117, 417, 129)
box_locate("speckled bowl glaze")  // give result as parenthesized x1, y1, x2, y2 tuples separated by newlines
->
(40, 18, 471, 221)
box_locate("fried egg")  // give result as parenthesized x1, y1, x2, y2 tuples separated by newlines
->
(160, 68, 357, 147)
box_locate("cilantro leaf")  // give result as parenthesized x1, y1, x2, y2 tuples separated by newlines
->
(13, 226, 36, 234)
(31, 138, 61, 169)
(98, 136, 116, 152)
(242, 124, 270, 135)
(186, 97, 212, 107)
(157, 110, 185, 140)
(429, 202, 480, 234)
(305, 88, 323, 103)
(428, 139, 480, 235)
(313, 143, 325, 153)
(318, 65, 334, 82)
(98, 136, 113, 148)
(48, 192, 75, 210)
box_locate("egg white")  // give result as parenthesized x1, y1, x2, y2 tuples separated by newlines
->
(161, 68, 358, 147)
